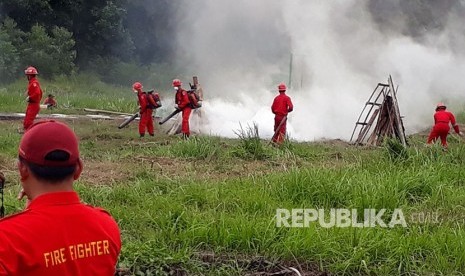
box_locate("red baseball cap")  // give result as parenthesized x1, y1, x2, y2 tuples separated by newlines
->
(19, 120, 80, 167)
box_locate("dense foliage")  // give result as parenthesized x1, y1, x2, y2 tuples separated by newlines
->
(0, 0, 462, 85)
(0, 0, 175, 84)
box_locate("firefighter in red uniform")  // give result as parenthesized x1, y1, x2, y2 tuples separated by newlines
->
(0, 120, 121, 275)
(23, 66, 43, 131)
(427, 102, 463, 148)
(173, 79, 192, 138)
(43, 94, 57, 109)
(133, 82, 154, 137)
(271, 83, 293, 144)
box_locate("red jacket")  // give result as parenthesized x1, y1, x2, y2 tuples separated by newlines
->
(136, 91, 148, 113)
(43, 98, 57, 106)
(175, 88, 190, 110)
(271, 93, 293, 116)
(27, 77, 42, 104)
(0, 192, 121, 275)
(434, 110, 460, 133)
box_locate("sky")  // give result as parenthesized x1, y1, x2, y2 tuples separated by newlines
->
(174, 0, 465, 141)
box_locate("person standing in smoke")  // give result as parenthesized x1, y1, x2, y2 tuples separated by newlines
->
(173, 79, 192, 139)
(22, 66, 43, 133)
(271, 83, 293, 144)
(132, 82, 154, 137)
(427, 102, 462, 149)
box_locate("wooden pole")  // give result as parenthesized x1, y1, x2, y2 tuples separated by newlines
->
(270, 116, 287, 143)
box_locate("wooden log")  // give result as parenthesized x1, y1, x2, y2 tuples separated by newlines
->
(388, 76, 407, 146)
(193, 76, 203, 100)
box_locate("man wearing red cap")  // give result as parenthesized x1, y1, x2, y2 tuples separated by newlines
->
(271, 83, 293, 144)
(427, 102, 463, 148)
(173, 79, 192, 138)
(23, 66, 43, 131)
(0, 120, 121, 275)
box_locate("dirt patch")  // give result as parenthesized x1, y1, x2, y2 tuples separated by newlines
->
(129, 155, 297, 183)
(81, 161, 130, 185)
(319, 138, 352, 148)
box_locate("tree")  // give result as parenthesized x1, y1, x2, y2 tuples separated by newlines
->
(0, 0, 53, 31)
(0, 18, 25, 83)
(0, 29, 20, 83)
(21, 25, 76, 78)
(71, 0, 134, 68)
(124, 0, 175, 64)
(50, 26, 77, 75)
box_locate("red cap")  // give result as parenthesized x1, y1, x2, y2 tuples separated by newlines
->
(19, 120, 79, 167)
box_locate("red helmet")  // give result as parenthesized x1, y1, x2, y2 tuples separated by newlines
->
(25, 66, 38, 75)
(436, 102, 446, 110)
(132, 82, 143, 90)
(278, 83, 287, 91)
(172, 79, 182, 87)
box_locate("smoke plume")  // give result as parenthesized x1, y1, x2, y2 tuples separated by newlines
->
(175, 0, 465, 141)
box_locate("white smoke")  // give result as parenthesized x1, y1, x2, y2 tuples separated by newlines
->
(175, 0, 465, 141)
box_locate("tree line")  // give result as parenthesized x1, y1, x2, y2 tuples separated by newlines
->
(1, 0, 461, 85)
(0, 0, 176, 84)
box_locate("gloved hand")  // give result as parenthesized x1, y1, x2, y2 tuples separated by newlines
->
(459, 132, 464, 137)
(25, 96, 30, 102)
(175, 104, 180, 110)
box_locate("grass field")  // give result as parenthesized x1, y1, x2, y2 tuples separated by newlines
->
(1, 79, 465, 275)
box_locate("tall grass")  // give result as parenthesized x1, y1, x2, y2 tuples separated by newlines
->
(0, 73, 172, 114)
(233, 123, 270, 160)
(170, 136, 221, 160)
(72, 145, 465, 275)
(1, 88, 465, 275)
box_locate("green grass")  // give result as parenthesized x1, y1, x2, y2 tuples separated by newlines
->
(2, 77, 465, 275)
(0, 73, 172, 114)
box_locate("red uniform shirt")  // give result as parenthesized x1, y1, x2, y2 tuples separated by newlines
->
(137, 91, 148, 113)
(434, 110, 456, 125)
(43, 97, 57, 106)
(271, 93, 293, 116)
(27, 77, 43, 104)
(434, 109, 460, 133)
(0, 192, 121, 276)
(175, 88, 190, 110)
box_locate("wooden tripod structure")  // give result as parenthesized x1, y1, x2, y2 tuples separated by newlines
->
(350, 76, 407, 147)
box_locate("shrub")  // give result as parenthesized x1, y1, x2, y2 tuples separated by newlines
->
(170, 136, 220, 160)
(233, 123, 270, 160)
(384, 138, 408, 161)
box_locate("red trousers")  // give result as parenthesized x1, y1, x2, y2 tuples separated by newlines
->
(427, 123, 450, 147)
(23, 103, 40, 130)
(182, 107, 192, 136)
(139, 109, 154, 136)
(273, 115, 287, 143)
